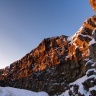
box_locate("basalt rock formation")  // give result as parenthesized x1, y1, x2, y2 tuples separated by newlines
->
(0, 15, 96, 95)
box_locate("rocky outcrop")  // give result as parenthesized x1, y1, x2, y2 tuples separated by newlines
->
(89, 28, 96, 62)
(60, 28, 96, 96)
(60, 57, 96, 96)
(0, 15, 96, 95)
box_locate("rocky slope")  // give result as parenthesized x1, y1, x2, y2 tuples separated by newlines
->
(0, 15, 96, 95)
(60, 28, 96, 96)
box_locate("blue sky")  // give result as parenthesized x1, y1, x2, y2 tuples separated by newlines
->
(0, 0, 94, 68)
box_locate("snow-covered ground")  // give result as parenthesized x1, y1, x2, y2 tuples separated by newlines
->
(0, 87, 48, 96)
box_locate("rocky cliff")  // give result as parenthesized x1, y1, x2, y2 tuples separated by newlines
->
(0, 15, 96, 95)
(60, 28, 96, 96)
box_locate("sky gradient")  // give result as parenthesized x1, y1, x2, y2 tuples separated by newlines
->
(0, 0, 94, 68)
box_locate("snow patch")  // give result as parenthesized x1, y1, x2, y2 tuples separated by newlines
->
(0, 87, 48, 96)
(92, 28, 96, 35)
(79, 34, 92, 40)
(69, 75, 87, 86)
(89, 86, 96, 91)
(89, 38, 96, 46)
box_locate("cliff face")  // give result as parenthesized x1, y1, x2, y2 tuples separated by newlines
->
(60, 25, 96, 96)
(0, 15, 96, 95)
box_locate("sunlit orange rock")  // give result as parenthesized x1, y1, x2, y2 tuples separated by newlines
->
(89, 0, 96, 11)
(0, 15, 96, 95)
